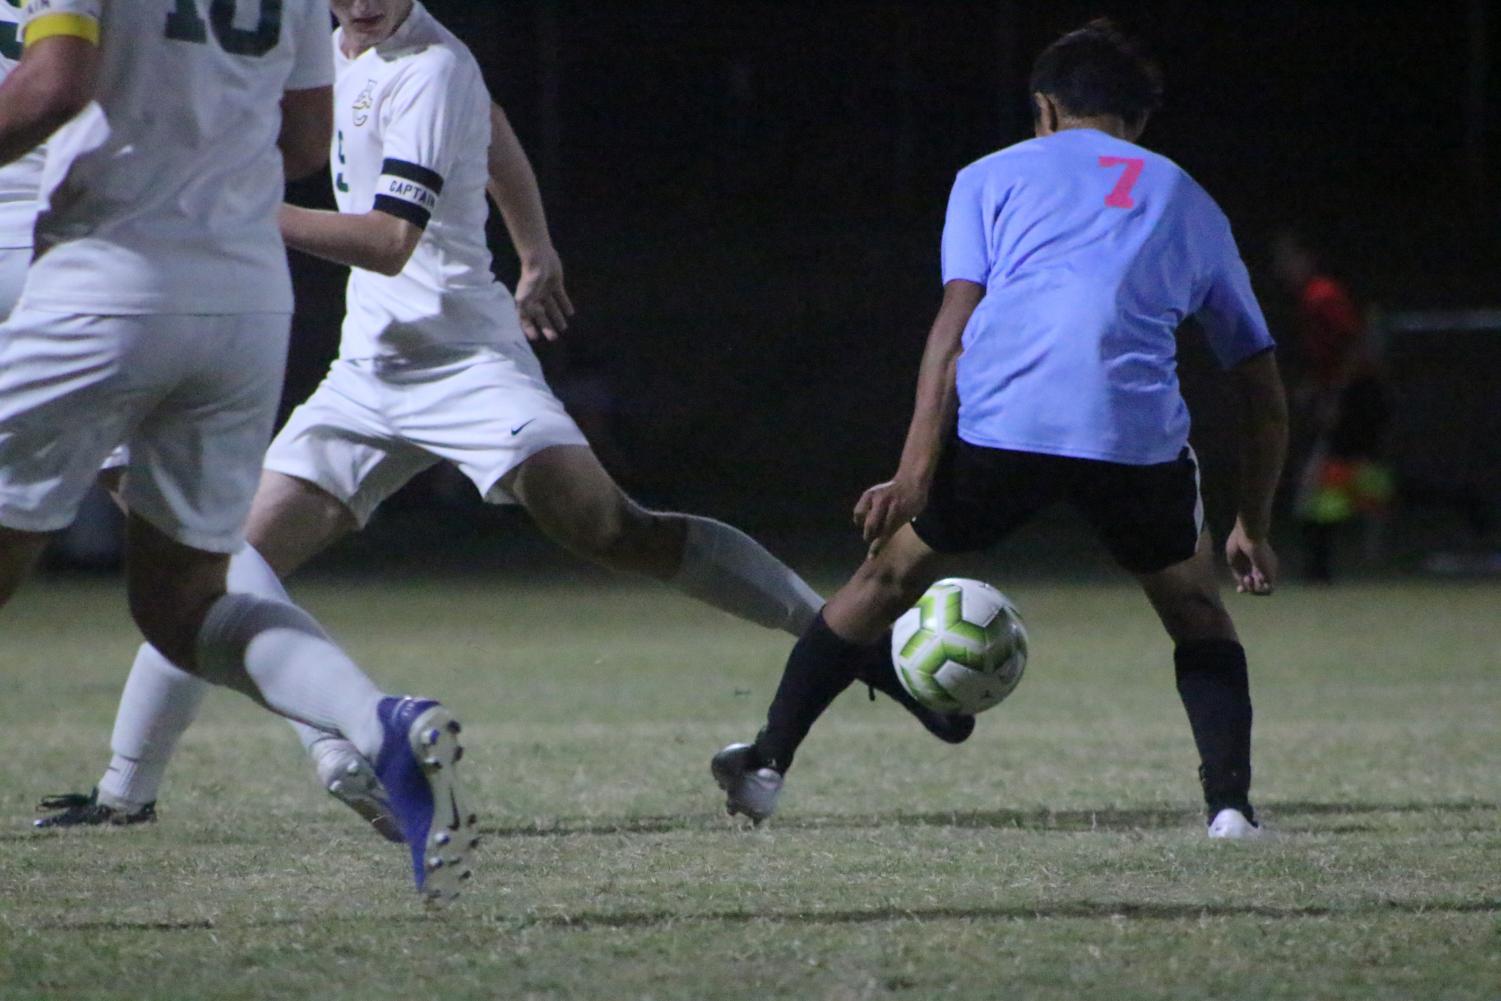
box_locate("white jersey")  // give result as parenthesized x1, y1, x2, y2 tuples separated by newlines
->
(332, 2, 523, 360)
(17, 0, 334, 315)
(0, 1, 44, 249)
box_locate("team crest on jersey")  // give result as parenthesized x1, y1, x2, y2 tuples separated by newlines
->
(352, 79, 377, 126)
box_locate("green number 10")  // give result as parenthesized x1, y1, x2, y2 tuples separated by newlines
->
(165, 0, 283, 57)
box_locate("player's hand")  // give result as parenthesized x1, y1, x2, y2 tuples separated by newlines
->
(515, 247, 575, 342)
(854, 475, 927, 552)
(1225, 519, 1278, 595)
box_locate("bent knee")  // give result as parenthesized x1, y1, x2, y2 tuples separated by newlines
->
(851, 557, 929, 614)
(128, 582, 218, 670)
(552, 496, 655, 563)
(1158, 589, 1237, 644)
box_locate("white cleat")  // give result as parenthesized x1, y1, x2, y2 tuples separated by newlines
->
(1207, 807, 1265, 840)
(710, 742, 783, 824)
(311, 738, 403, 844)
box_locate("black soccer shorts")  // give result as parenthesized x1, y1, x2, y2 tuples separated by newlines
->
(911, 438, 1204, 575)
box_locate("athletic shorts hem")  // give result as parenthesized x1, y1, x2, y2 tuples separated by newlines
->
(477, 431, 591, 507)
(0, 504, 74, 536)
(909, 511, 982, 556)
(260, 455, 373, 529)
(124, 501, 244, 555)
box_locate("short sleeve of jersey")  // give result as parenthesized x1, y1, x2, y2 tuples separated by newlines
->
(940, 166, 991, 286)
(1192, 201, 1275, 369)
(23, 0, 101, 39)
(285, 2, 333, 91)
(372, 51, 472, 230)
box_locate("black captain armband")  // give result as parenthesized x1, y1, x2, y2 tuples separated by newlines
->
(372, 158, 445, 229)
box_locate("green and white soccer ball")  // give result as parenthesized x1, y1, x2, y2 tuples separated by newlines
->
(891, 578, 1028, 715)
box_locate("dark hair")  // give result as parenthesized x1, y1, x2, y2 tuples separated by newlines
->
(1029, 19, 1163, 130)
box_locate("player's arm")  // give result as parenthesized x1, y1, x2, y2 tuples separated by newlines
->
(1225, 348, 1288, 594)
(486, 102, 573, 342)
(855, 279, 984, 547)
(1194, 201, 1287, 594)
(279, 86, 334, 181)
(278, 203, 422, 277)
(0, 24, 98, 167)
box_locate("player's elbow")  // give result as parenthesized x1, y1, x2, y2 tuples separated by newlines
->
(281, 144, 328, 182)
(366, 214, 423, 276)
(278, 86, 333, 182)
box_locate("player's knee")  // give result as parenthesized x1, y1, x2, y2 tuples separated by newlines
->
(126, 567, 225, 672)
(549, 493, 641, 566)
(1159, 589, 1236, 645)
(854, 557, 929, 616)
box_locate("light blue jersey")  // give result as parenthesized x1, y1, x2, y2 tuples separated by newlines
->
(941, 129, 1273, 465)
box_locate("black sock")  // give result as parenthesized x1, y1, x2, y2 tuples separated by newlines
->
(850, 631, 906, 701)
(753, 612, 864, 773)
(1173, 639, 1254, 822)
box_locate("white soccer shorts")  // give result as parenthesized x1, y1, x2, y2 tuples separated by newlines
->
(0, 309, 288, 552)
(263, 345, 588, 527)
(0, 246, 28, 319)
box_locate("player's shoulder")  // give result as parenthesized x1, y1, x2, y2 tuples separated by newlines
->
(377, 6, 483, 84)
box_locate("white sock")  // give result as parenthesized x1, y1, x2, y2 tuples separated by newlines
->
(669, 515, 822, 636)
(223, 544, 342, 753)
(193, 593, 387, 760)
(94, 543, 339, 809)
(96, 646, 208, 811)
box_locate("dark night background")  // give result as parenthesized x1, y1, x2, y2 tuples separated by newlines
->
(280, 1, 1501, 573)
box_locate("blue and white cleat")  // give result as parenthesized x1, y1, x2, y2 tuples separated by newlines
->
(373, 697, 478, 904)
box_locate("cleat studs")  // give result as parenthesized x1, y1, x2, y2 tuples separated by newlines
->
(428, 857, 444, 870)
(344, 761, 361, 776)
(435, 832, 451, 846)
(469, 837, 481, 850)
(453, 746, 465, 763)
(460, 871, 473, 881)
(423, 756, 442, 769)
(446, 720, 462, 735)
(423, 728, 440, 746)
(466, 814, 478, 827)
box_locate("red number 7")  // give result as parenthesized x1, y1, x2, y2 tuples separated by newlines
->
(1099, 156, 1145, 208)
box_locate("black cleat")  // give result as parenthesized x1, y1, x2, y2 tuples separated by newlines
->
(33, 789, 157, 829)
(912, 707, 976, 745)
(854, 635, 977, 745)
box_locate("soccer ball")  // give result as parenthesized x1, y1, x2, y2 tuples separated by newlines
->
(891, 578, 1027, 715)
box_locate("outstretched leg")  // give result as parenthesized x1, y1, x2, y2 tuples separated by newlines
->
(39, 472, 379, 827)
(714, 525, 953, 821)
(505, 444, 823, 635)
(125, 512, 474, 899)
(1136, 532, 1257, 828)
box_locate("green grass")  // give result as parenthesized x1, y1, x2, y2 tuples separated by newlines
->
(1, 573, 1498, 1000)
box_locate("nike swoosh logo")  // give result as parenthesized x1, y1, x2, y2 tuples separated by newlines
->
(510, 419, 537, 436)
(447, 790, 462, 831)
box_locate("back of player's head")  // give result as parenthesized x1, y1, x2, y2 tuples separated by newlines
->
(1029, 19, 1163, 131)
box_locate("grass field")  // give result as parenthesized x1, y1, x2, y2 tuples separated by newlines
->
(1, 571, 1498, 1000)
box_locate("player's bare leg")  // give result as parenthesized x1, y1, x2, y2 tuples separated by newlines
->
(0, 525, 50, 607)
(124, 512, 474, 897)
(243, 471, 358, 577)
(43, 471, 402, 837)
(714, 525, 964, 822)
(1136, 533, 1260, 838)
(504, 443, 821, 635)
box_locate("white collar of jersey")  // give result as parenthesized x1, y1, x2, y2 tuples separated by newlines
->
(335, 1, 431, 65)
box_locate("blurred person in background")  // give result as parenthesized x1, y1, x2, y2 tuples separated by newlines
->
(1271, 230, 1393, 582)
